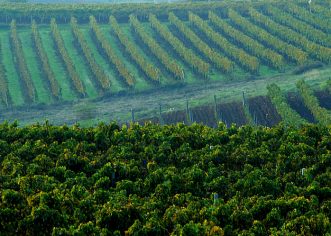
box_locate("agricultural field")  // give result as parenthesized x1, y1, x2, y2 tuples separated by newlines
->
(0, 122, 331, 235)
(0, 1, 331, 235)
(0, 0, 330, 126)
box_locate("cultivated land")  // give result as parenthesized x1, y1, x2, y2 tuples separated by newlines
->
(0, 0, 330, 126)
(0, 123, 330, 235)
(0, 2, 331, 235)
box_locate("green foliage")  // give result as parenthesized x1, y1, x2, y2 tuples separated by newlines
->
(296, 80, 331, 125)
(129, 14, 184, 80)
(31, 20, 60, 99)
(265, 5, 331, 48)
(10, 20, 36, 103)
(90, 15, 135, 86)
(228, 8, 307, 65)
(149, 13, 210, 77)
(249, 7, 331, 63)
(0, 122, 330, 235)
(0, 47, 9, 106)
(109, 15, 160, 82)
(71, 17, 110, 90)
(267, 83, 307, 127)
(168, 12, 233, 73)
(189, 11, 259, 73)
(209, 11, 284, 71)
(0, 1, 330, 110)
(50, 18, 85, 97)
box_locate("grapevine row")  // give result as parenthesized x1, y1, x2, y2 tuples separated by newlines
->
(296, 80, 331, 126)
(50, 18, 85, 96)
(265, 6, 331, 47)
(168, 12, 233, 73)
(109, 16, 160, 82)
(248, 7, 331, 64)
(309, 3, 331, 19)
(267, 83, 306, 127)
(31, 20, 60, 99)
(0, 56, 9, 107)
(208, 11, 284, 71)
(10, 20, 35, 102)
(0, 2, 245, 24)
(149, 14, 210, 77)
(129, 15, 184, 80)
(282, 2, 330, 33)
(227, 9, 307, 65)
(71, 17, 110, 90)
(188, 12, 259, 74)
(89, 16, 134, 87)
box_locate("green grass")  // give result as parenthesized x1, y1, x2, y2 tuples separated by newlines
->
(120, 24, 168, 86)
(0, 31, 24, 106)
(0, 19, 330, 113)
(80, 26, 126, 94)
(60, 25, 98, 98)
(187, 65, 331, 109)
(18, 30, 52, 104)
(139, 21, 195, 85)
(38, 27, 77, 102)
(100, 24, 152, 91)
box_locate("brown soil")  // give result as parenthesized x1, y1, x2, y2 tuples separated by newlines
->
(286, 92, 316, 123)
(248, 96, 282, 126)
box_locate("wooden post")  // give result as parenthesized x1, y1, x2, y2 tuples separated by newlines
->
(225, 119, 229, 128)
(131, 108, 135, 123)
(186, 97, 192, 124)
(159, 103, 163, 125)
(214, 95, 219, 122)
(243, 91, 246, 107)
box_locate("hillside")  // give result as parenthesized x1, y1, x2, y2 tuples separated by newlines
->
(0, 0, 330, 126)
(0, 122, 330, 235)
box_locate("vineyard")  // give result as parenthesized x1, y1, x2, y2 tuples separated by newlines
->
(0, 2, 331, 234)
(0, 0, 330, 115)
(0, 122, 331, 235)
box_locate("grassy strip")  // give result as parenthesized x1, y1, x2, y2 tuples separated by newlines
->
(100, 25, 149, 90)
(249, 7, 331, 64)
(10, 20, 35, 103)
(80, 26, 126, 94)
(0, 32, 24, 106)
(209, 11, 284, 71)
(168, 12, 233, 73)
(39, 29, 76, 102)
(149, 14, 210, 77)
(109, 16, 160, 82)
(50, 19, 86, 97)
(0, 41, 9, 107)
(19, 30, 52, 104)
(59, 26, 98, 98)
(310, 3, 331, 21)
(189, 12, 259, 74)
(129, 15, 184, 80)
(283, 2, 331, 33)
(266, 5, 331, 47)
(227, 9, 307, 65)
(296, 80, 331, 125)
(71, 17, 110, 91)
(32, 20, 60, 100)
(90, 17, 135, 87)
